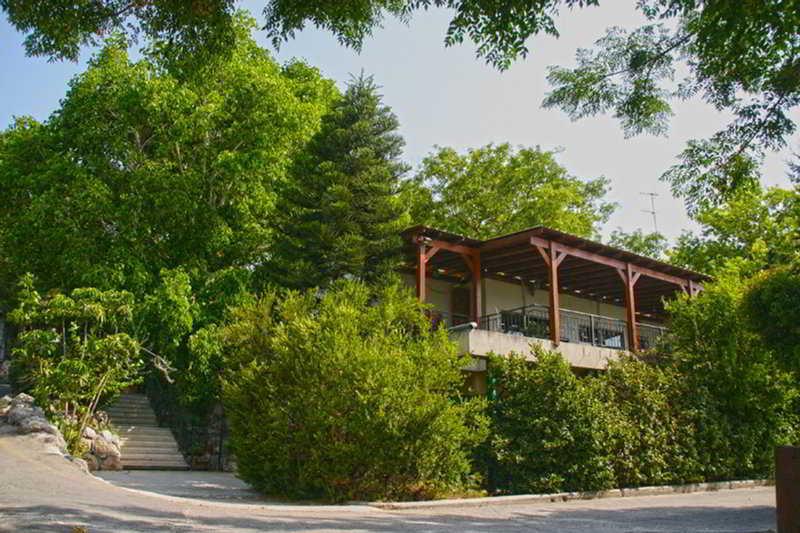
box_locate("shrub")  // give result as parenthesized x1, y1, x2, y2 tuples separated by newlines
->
(665, 269, 799, 479)
(486, 348, 614, 494)
(595, 356, 703, 487)
(8, 274, 143, 452)
(219, 279, 487, 502)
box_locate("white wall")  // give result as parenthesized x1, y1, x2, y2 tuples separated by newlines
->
(403, 274, 630, 320)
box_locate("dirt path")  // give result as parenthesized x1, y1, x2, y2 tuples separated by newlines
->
(0, 433, 776, 532)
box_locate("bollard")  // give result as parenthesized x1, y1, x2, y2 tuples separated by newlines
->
(776, 446, 800, 533)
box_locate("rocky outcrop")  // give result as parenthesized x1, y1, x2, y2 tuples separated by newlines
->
(0, 393, 67, 453)
(81, 426, 122, 471)
(0, 393, 123, 472)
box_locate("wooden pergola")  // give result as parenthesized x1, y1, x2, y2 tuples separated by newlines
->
(402, 225, 710, 352)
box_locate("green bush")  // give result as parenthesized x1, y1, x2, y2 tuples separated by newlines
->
(8, 274, 143, 452)
(665, 270, 799, 479)
(595, 356, 702, 487)
(219, 279, 487, 502)
(486, 349, 614, 494)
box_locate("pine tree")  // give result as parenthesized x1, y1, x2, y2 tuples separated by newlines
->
(268, 75, 410, 289)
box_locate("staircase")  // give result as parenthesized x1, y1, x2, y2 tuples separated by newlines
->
(106, 393, 188, 470)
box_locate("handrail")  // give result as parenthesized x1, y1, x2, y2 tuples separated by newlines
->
(476, 305, 667, 351)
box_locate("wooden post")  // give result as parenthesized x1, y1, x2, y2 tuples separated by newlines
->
(416, 241, 426, 302)
(623, 263, 640, 352)
(548, 244, 561, 346)
(776, 446, 800, 533)
(470, 252, 482, 322)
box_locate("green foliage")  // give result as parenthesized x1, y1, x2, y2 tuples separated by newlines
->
(8, 274, 143, 452)
(743, 264, 800, 379)
(268, 74, 410, 289)
(2, 0, 237, 62)
(543, 1, 800, 212)
(486, 324, 797, 495)
(486, 349, 614, 494)
(3, 0, 600, 69)
(0, 17, 338, 304)
(220, 280, 487, 501)
(669, 186, 798, 274)
(595, 356, 701, 487)
(664, 269, 799, 479)
(404, 143, 613, 239)
(607, 228, 668, 259)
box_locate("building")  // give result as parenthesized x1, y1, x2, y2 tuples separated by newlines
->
(402, 226, 709, 389)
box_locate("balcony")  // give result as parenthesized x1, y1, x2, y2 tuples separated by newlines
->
(443, 304, 667, 370)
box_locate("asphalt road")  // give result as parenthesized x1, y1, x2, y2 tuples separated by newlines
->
(0, 432, 776, 532)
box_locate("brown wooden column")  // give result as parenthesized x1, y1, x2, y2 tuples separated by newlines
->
(548, 244, 561, 345)
(533, 240, 565, 346)
(415, 241, 426, 302)
(470, 252, 482, 322)
(620, 263, 641, 352)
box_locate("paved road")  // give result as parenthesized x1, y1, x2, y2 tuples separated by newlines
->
(0, 432, 776, 532)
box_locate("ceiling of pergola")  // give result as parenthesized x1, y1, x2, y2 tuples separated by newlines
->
(402, 225, 710, 320)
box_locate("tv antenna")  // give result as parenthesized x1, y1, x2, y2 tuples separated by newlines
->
(640, 192, 659, 232)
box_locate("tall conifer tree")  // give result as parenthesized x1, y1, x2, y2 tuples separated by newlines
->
(269, 74, 409, 289)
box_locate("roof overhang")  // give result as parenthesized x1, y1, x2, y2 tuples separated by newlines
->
(402, 225, 711, 320)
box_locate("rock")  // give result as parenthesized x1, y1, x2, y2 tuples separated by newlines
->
(68, 456, 90, 474)
(6, 403, 45, 425)
(17, 416, 59, 436)
(10, 393, 34, 406)
(82, 426, 96, 440)
(100, 429, 120, 447)
(0, 396, 10, 418)
(92, 434, 120, 459)
(100, 454, 122, 470)
(30, 431, 66, 454)
(84, 454, 100, 472)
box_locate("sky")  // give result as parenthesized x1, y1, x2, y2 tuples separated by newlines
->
(1, 2, 798, 242)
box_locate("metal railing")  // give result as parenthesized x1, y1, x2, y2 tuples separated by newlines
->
(560, 308, 627, 349)
(475, 305, 667, 351)
(478, 304, 550, 340)
(427, 310, 470, 330)
(638, 323, 668, 350)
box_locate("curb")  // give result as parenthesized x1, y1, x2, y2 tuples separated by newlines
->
(366, 479, 772, 510)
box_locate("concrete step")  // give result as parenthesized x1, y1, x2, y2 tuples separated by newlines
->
(124, 451, 186, 461)
(108, 413, 158, 424)
(108, 416, 159, 425)
(123, 443, 180, 452)
(124, 462, 190, 471)
(122, 435, 180, 445)
(107, 392, 187, 470)
(111, 420, 172, 436)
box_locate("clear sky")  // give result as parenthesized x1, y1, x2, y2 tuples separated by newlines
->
(1, 2, 797, 241)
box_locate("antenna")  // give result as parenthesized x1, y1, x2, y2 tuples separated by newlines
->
(640, 192, 659, 232)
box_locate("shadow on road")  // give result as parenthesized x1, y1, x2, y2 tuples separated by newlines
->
(0, 502, 776, 532)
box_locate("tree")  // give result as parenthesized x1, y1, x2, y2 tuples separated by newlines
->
(0, 16, 337, 303)
(268, 74, 409, 289)
(743, 263, 800, 379)
(7, 3, 797, 210)
(404, 143, 613, 239)
(8, 274, 144, 452)
(607, 228, 668, 259)
(220, 280, 487, 501)
(664, 269, 799, 479)
(4, 1, 598, 68)
(542, 2, 800, 213)
(668, 185, 798, 275)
